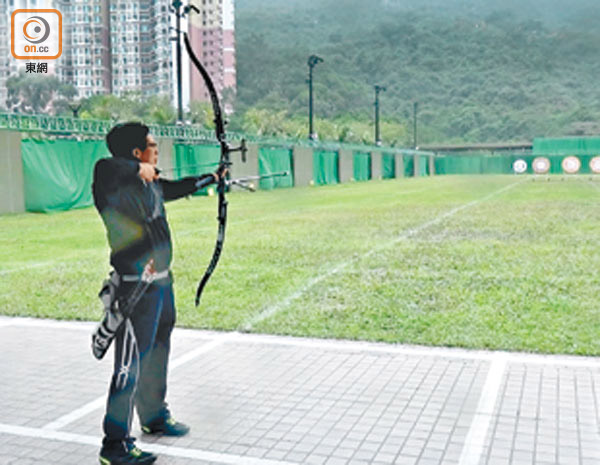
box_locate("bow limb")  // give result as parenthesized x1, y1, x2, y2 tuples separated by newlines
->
(183, 32, 229, 307)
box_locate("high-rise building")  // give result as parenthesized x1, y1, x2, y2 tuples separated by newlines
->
(108, 0, 172, 98)
(2, 0, 173, 109)
(0, 0, 10, 108)
(187, 0, 235, 108)
(65, 0, 111, 97)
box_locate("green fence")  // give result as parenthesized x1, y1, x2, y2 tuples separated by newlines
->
(22, 139, 108, 212)
(313, 150, 339, 185)
(382, 153, 395, 179)
(173, 144, 220, 195)
(8, 119, 441, 213)
(353, 152, 371, 181)
(533, 137, 600, 156)
(434, 153, 597, 175)
(258, 147, 294, 190)
(402, 153, 429, 177)
(434, 154, 518, 175)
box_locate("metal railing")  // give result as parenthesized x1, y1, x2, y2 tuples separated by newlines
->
(0, 112, 423, 155)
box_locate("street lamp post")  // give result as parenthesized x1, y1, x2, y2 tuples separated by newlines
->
(374, 85, 386, 146)
(413, 101, 419, 149)
(307, 55, 323, 140)
(170, 0, 185, 123)
(68, 102, 81, 118)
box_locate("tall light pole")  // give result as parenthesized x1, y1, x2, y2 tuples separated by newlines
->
(307, 55, 323, 140)
(413, 101, 419, 149)
(374, 85, 386, 146)
(170, 0, 191, 123)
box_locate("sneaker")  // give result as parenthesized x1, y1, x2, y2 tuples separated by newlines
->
(142, 416, 190, 437)
(99, 441, 156, 465)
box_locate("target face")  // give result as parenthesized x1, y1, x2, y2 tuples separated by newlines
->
(513, 159, 527, 174)
(561, 156, 581, 174)
(532, 157, 550, 174)
(590, 157, 600, 174)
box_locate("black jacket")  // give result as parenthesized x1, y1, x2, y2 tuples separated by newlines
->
(93, 156, 213, 275)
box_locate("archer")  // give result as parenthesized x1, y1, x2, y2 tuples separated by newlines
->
(91, 122, 226, 465)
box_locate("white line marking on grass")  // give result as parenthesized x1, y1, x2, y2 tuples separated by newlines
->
(0, 423, 296, 465)
(42, 333, 233, 431)
(243, 180, 524, 330)
(0, 261, 58, 275)
(458, 353, 508, 465)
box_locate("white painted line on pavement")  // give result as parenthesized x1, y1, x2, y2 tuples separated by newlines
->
(0, 316, 220, 339)
(0, 317, 97, 331)
(170, 332, 238, 369)
(0, 423, 297, 465)
(3, 316, 600, 367)
(243, 180, 524, 331)
(458, 353, 508, 465)
(233, 333, 600, 367)
(42, 397, 107, 432)
(42, 333, 233, 431)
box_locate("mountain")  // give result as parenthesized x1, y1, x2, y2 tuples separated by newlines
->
(233, 0, 600, 143)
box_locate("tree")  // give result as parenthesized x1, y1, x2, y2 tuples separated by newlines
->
(6, 72, 76, 115)
(186, 100, 214, 128)
(145, 96, 176, 125)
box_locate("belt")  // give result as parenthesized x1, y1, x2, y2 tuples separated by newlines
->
(121, 269, 170, 283)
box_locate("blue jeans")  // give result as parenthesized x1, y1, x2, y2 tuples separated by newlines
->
(102, 278, 175, 448)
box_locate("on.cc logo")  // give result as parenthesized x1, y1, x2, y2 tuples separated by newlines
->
(11, 9, 62, 60)
(22, 16, 51, 44)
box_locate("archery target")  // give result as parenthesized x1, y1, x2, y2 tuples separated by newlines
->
(532, 157, 550, 174)
(513, 159, 527, 174)
(561, 156, 581, 174)
(590, 157, 600, 174)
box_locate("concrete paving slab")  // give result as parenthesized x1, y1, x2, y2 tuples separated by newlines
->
(0, 317, 599, 465)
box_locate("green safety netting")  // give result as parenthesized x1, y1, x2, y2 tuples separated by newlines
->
(435, 154, 527, 174)
(402, 153, 429, 177)
(258, 147, 294, 190)
(433, 153, 597, 175)
(419, 155, 429, 176)
(353, 152, 371, 181)
(22, 138, 109, 212)
(403, 155, 414, 177)
(173, 144, 220, 195)
(382, 153, 396, 179)
(533, 137, 600, 156)
(313, 150, 339, 185)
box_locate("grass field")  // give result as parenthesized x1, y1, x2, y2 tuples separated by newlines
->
(2, 175, 600, 355)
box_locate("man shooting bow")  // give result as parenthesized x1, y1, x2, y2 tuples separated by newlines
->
(92, 122, 226, 465)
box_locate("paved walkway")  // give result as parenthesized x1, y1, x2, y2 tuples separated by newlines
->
(0, 317, 599, 465)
